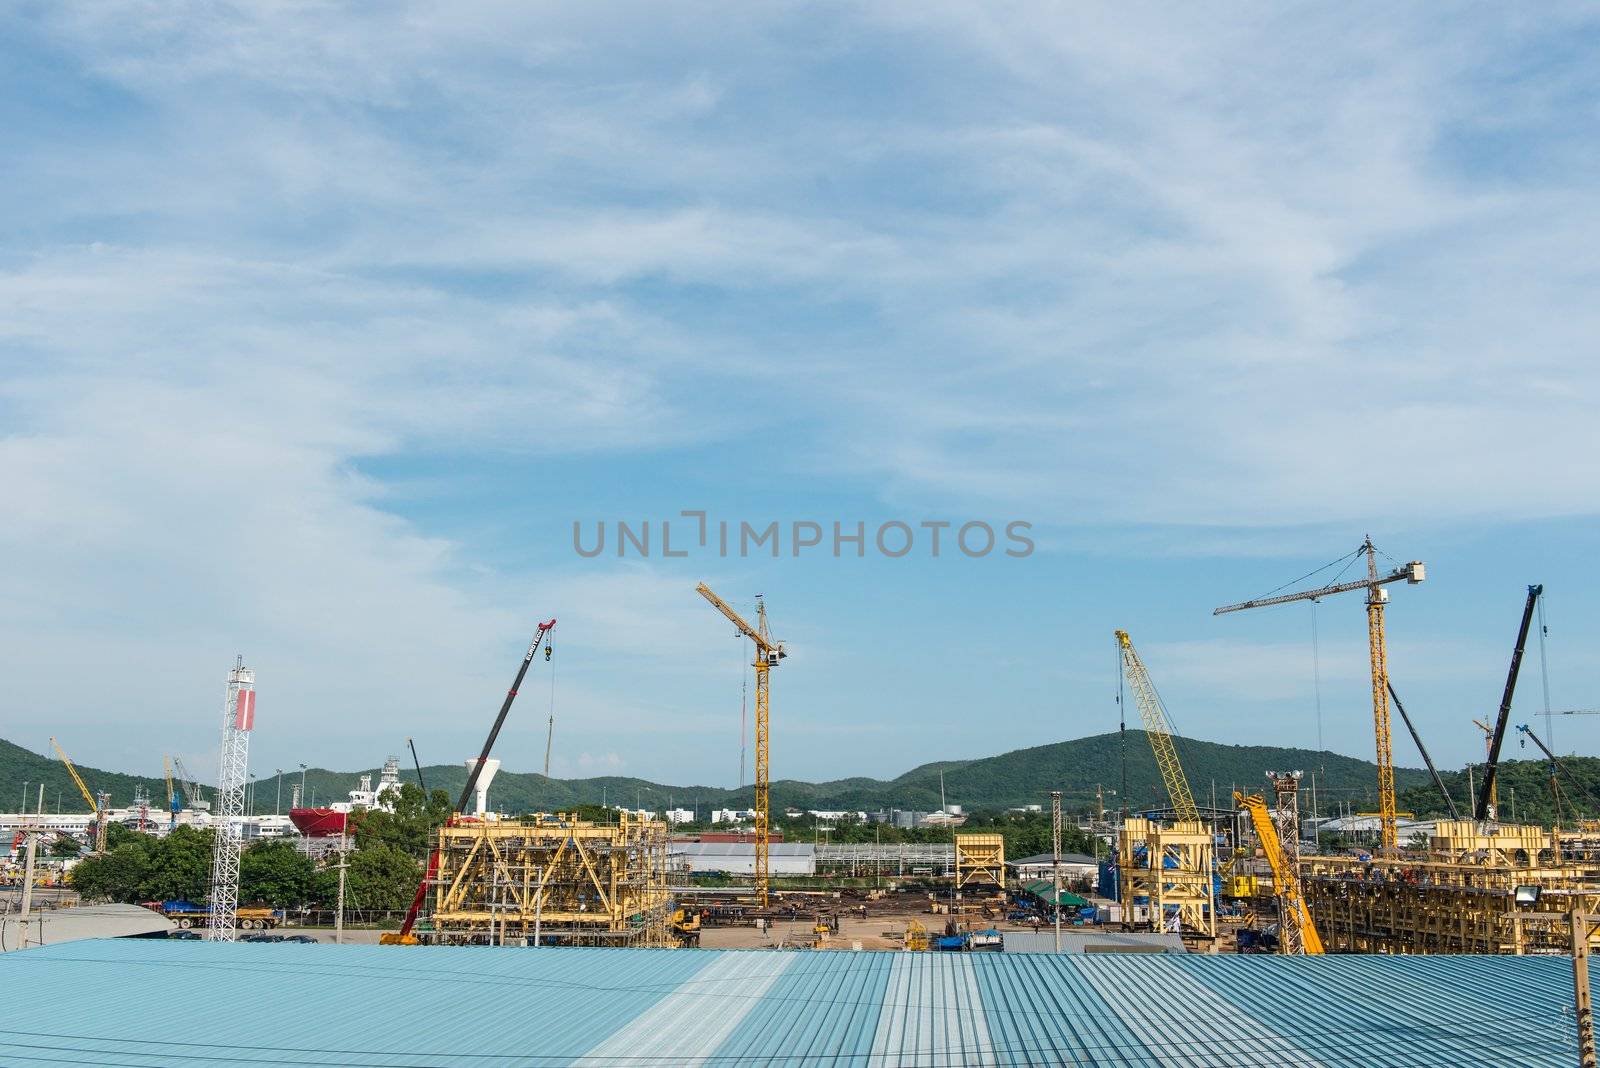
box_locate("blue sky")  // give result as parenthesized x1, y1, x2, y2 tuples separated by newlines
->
(1, 4, 1597, 795)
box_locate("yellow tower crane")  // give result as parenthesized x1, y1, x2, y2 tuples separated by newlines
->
(1115, 630, 1199, 821)
(1214, 538, 1424, 851)
(695, 582, 786, 906)
(51, 736, 108, 852)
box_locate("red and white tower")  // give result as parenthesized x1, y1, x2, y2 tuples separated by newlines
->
(206, 657, 256, 941)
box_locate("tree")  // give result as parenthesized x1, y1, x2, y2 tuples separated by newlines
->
(348, 784, 452, 858)
(49, 834, 82, 858)
(69, 842, 149, 903)
(241, 839, 323, 907)
(344, 842, 422, 912)
(140, 826, 214, 902)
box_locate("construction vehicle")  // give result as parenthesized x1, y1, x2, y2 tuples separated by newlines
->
(696, 584, 786, 906)
(1215, 538, 1425, 850)
(50, 737, 108, 852)
(1476, 585, 1542, 821)
(670, 907, 702, 947)
(157, 900, 285, 930)
(1236, 789, 1323, 955)
(1115, 630, 1198, 821)
(382, 619, 556, 946)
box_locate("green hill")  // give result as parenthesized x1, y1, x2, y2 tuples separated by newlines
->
(4, 731, 1435, 818)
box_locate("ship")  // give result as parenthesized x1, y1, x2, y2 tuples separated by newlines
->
(288, 757, 402, 838)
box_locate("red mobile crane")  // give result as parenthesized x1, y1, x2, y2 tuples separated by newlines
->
(383, 619, 555, 945)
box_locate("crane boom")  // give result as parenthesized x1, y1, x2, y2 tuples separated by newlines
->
(696, 583, 785, 906)
(1387, 683, 1460, 821)
(1213, 538, 1424, 851)
(50, 737, 97, 812)
(1236, 790, 1323, 954)
(1115, 630, 1199, 822)
(1476, 584, 1542, 822)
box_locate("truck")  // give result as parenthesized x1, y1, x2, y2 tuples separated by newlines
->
(155, 900, 287, 930)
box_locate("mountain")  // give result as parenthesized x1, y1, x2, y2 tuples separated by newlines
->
(3, 731, 1433, 817)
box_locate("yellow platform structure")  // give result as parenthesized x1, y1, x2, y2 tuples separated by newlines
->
(953, 833, 1005, 890)
(1118, 817, 1216, 938)
(428, 811, 674, 946)
(1304, 821, 1600, 954)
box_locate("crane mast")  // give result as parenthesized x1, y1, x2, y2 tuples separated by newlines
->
(696, 583, 786, 906)
(1115, 630, 1198, 821)
(1215, 538, 1424, 851)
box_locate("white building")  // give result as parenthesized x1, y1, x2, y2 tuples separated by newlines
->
(664, 808, 696, 825)
(711, 809, 756, 825)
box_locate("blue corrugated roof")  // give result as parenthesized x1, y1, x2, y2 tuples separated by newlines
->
(0, 940, 1576, 1066)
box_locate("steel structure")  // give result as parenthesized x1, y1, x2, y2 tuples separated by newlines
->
(1302, 819, 1600, 954)
(695, 583, 785, 905)
(1237, 776, 1323, 954)
(1114, 630, 1198, 821)
(206, 658, 255, 942)
(429, 812, 673, 946)
(1215, 539, 1424, 850)
(953, 833, 1006, 890)
(1117, 816, 1216, 937)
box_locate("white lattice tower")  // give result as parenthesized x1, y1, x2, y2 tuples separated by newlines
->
(207, 657, 255, 941)
(1267, 771, 1304, 954)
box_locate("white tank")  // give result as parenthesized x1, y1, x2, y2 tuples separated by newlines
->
(465, 758, 502, 817)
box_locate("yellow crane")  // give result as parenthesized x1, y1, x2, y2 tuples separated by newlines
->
(1236, 789, 1323, 954)
(696, 582, 786, 906)
(51, 736, 108, 852)
(163, 754, 178, 829)
(1115, 630, 1199, 821)
(1214, 538, 1424, 851)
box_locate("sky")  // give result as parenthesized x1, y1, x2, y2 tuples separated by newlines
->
(1, 3, 1597, 797)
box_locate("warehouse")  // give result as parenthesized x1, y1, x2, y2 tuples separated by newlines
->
(669, 841, 816, 876)
(0, 940, 1577, 1066)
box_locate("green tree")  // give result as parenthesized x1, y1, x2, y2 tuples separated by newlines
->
(345, 842, 422, 911)
(139, 826, 214, 902)
(240, 839, 322, 907)
(69, 842, 150, 902)
(348, 784, 451, 857)
(49, 834, 82, 858)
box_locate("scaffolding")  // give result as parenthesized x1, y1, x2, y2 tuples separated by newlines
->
(1303, 820, 1600, 954)
(1118, 817, 1216, 938)
(428, 812, 674, 946)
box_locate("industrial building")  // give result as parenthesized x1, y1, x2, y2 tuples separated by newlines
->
(0, 940, 1579, 1065)
(668, 841, 815, 876)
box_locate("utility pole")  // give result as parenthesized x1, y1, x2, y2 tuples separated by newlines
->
(1573, 909, 1597, 1068)
(275, 770, 283, 816)
(1051, 791, 1063, 954)
(334, 830, 349, 945)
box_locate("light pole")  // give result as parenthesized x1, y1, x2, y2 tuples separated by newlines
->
(299, 764, 308, 809)
(20, 783, 27, 815)
(275, 770, 283, 816)
(248, 773, 257, 817)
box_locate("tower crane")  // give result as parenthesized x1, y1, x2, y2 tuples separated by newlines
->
(696, 583, 786, 906)
(50, 737, 108, 852)
(1475, 585, 1542, 822)
(1115, 630, 1198, 821)
(1215, 538, 1424, 851)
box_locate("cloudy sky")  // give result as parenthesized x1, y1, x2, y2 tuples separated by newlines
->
(2, 4, 1597, 797)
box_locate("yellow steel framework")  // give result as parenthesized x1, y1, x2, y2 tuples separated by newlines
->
(1115, 630, 1198, 821)
(953, 833, 1006, 890)
(695, 582, 786, 906)
(1118, 817, 1216, 937)
(428, 811, 674, 946)
(1302, 821, 1600, 954)
(1237, 787, 1323, 954)
(1215, 538, 1424, 851)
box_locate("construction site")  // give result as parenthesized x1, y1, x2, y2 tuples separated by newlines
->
(5, 544, 1600, 1065)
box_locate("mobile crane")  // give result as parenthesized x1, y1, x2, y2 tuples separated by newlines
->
(1115, 630, 1198, 821)
(1236, 788, 1323, 954)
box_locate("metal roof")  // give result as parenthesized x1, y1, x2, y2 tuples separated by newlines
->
(0, 903, 173, 953)
(0, 939, 1577, 1066)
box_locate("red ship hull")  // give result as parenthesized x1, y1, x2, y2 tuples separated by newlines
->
(288, 807, 347, 837)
